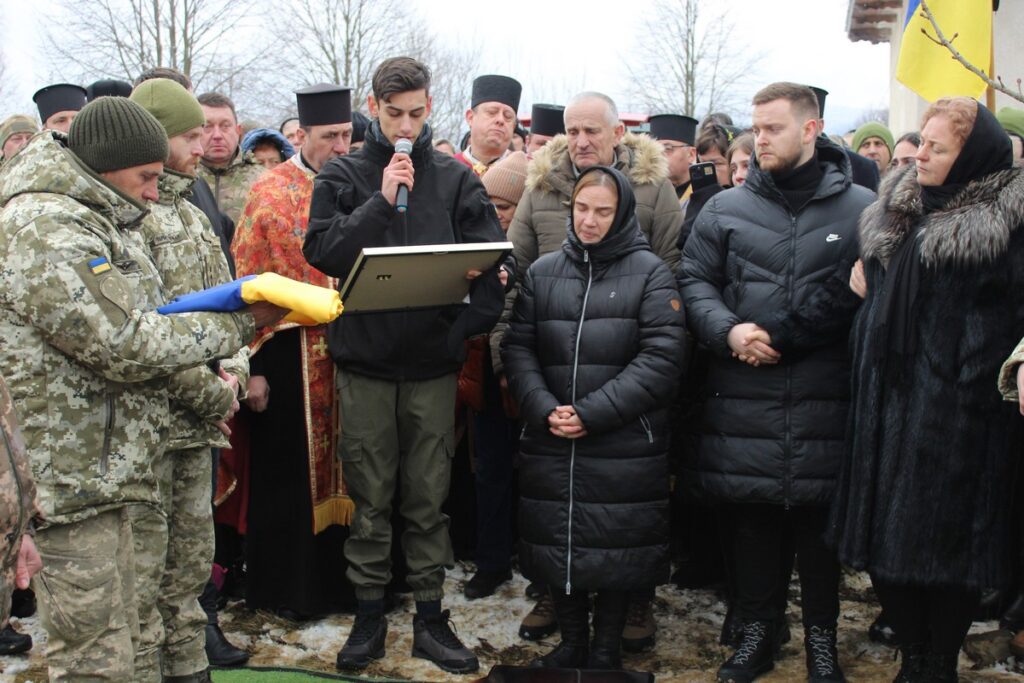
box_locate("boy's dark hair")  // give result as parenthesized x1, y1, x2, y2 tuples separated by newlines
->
(135, 67, 193, 91)
(372, 57, 431, 102)
(197, 92, 238, 122)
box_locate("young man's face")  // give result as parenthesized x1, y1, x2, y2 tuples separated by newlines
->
(369, 90, 431, 146)
(166, 126, 205, 176)
(752, 98, 816, 174)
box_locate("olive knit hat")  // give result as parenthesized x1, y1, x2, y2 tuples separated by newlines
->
(852, 121, 895, 156)
(996, 107, 1024, 140)
(129, 78, 206, 139)
(482, 151, 528, 205)
(68, 96, 169, 174)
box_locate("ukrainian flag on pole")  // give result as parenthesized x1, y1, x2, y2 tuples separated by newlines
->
(895, 0, 992, 102)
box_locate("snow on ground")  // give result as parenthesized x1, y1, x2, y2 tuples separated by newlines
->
(3, 563, 1023, 682)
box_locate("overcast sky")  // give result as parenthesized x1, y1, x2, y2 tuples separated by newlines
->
(1, 0, 891, 133)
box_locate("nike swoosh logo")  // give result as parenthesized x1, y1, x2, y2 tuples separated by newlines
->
(826, 234, 841, 242)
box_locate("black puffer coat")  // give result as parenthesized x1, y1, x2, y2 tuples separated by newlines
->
(502, 167, 685, 593)
(678, 138, 875, 507)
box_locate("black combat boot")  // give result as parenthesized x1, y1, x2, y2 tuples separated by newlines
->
(588, 590, 630, 670)
(717, 620, 776, 683)
(804, 624, 845, 682)
(531, 590, 590, 669)
(336, 611, 387, 671)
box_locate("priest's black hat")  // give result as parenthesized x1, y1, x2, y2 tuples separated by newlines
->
(471, 75, 522, 111)
(295, 84, 352, 126)
(648, 114, 698, 145)
(86, 79, 134, 101)
(33, 83, 88, 123)
(530, 103, 565, 137)
(808, 86, 828, 119)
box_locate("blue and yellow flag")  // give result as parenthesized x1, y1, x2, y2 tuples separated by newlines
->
(158, 273, 343, 326)
(895, 0, 992, 102)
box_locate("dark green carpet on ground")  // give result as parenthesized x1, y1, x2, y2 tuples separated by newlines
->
(211, 666, 410, 682)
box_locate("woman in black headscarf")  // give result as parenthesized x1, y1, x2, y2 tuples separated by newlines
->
(830, 97, 1024, 682)
(502, 166, 685, 670)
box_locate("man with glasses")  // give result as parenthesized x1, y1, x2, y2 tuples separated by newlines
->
(649, 114, 698, 202)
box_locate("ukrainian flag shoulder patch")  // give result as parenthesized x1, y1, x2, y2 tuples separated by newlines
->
(88, 257, 111, 275)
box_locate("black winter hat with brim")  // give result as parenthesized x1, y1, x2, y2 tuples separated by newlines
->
(69, 96, 169, 174)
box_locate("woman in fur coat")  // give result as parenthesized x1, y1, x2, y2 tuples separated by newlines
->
(829, 97, 1024, 682)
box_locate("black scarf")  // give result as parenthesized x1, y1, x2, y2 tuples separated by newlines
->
(874, 104, 1013, 383)
(920, 104, 1013, 212)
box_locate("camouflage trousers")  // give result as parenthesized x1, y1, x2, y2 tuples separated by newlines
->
(34, 504, 168, 682)
(152, 446, 214, 677)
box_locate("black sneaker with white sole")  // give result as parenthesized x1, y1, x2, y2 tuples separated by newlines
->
(412, 610, 479, 674)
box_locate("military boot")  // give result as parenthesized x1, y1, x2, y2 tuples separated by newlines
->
(530, 591, 589, 669)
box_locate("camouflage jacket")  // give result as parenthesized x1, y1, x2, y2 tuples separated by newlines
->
(197, 149, 266, 226)
(142, 170, 251, 451)
(0, 374, 39, 579)
(0, 133, 255, 525)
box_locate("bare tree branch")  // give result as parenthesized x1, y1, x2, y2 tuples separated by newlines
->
(625, 0, 761, 118)
(918, 0, 1024, 103)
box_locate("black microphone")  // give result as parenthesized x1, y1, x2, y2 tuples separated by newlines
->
(394, 138, 413, 213)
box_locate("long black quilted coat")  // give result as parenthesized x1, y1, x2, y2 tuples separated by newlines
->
(502, 167, 685, 593)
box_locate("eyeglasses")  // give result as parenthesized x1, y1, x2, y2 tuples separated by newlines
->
(661, 143, 691, 153)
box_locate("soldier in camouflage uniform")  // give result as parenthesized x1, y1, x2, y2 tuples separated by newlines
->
(196, 92, 266, 224)
(130, 78, 251, 681)
(0, 97, 280, 682)
(0, 373, 41, 652)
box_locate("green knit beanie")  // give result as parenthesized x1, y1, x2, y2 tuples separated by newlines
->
(129, 78, 206, 139)
(852, 122, 895, 156)
(997, 107, 1024, 140)
(68, 97, 168, 174)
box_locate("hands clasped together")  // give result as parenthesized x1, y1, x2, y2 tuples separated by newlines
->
(548, 405, 587, 439)
(728, 322, 780, 367)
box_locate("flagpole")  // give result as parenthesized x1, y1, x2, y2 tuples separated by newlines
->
(986, 8, 996, 109)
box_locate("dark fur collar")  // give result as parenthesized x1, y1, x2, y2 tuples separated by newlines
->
(860, 164, 1024, 267)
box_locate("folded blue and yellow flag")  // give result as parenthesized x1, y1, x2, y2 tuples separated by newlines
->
(896, 0, 992, 102)
(158, 273, 343, 326)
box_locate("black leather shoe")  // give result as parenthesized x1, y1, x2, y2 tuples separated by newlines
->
(337, 613, 387, 671)
(464, 569, 512, 600)
(525, 582, 545, 600)
(0, 624, 32, 655)
(9, 588, 35, 619)
(519, 593, 559, 641)
(717, 621, 775, 683)
(205, 623, 249, 667)
(1003, 590, 1024, 631)
(411, 610, 479, 674)
(805, 625, 845, 682)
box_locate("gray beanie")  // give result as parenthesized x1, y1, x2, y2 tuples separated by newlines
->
(68, 96, 169, 173)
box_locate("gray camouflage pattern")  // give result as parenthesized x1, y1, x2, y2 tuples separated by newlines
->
(34, 505, 164, 682)
(0, 132, 255, 525)
(197, 149, 266, 225)
(143, 169, 250, 450)
(0, 373, 38, 626)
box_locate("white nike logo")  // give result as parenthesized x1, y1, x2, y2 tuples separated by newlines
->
(826, 234, 841, 242)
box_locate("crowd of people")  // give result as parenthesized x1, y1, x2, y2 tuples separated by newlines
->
(1, 55, 1024, 683)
